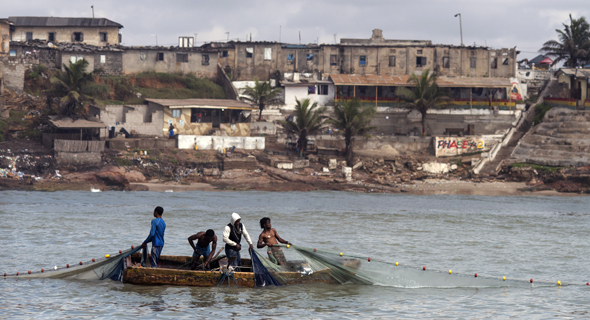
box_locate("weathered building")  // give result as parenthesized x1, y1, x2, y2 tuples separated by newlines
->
(145, 98, 257, 137)
(122, 47, 218, 77)
(544, 68, 590, 109)
(0, 19, 10, 55)
(8, 16, 123, 46)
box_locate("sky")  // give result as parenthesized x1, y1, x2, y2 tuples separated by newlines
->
(4, 0, 590, 60)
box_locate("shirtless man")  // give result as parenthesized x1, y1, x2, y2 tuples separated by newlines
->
(257, 217, 291, 265)
(188, 229, 217, 270)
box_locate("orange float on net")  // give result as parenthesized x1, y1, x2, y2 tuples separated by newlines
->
(66, 264, 69, 268)
(79, 261, 83, 265)
(119, 250, 122, 254)
(423, 266, 426, 271)
(3, 273, 6, 277)
(368, 258, 371, 262)
(92, 258, 95, 262)
(475, 273, 477, 277)
(28, 271, 31, 274)
(131, 246, 134, 249)
(41, 269, 44, 273)
(16, 272, 19, 276)
(314, 248, 317, 252)
(530, 279, 533, 283)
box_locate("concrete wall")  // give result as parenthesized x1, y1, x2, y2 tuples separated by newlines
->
(178, 135, 265, 150)
(12, 26, 120, 46)
(55, 151, 101, 165)
(99, 105, 164, 138)
(283, 83, 335, 109)
(108, 138, 176, 150)
(1, 60, 29, 90)
(433, 135, 501, 157)
(161, 105, 251, 136)
(250, 122, 276, 135)
(122, 49, 217, 77)
(282, 134, 432, 153)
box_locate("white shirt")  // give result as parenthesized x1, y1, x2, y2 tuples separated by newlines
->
(223, 224, 253, 246)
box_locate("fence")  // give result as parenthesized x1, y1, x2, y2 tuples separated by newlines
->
(54, 139, 105, 152)
(42, 133, 81, 147)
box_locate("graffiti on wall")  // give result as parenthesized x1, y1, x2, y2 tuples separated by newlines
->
(434, 136, 489, 157)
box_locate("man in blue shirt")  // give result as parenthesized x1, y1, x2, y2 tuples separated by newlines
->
(142, 206, 166, 268)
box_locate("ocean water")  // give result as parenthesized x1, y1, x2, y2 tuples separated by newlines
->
(1, 191, 590, 319)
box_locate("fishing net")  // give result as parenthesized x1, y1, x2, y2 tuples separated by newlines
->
(5, 246, 142, 281)
(256, 245, 551, 288)
(249, 248, 282, 287)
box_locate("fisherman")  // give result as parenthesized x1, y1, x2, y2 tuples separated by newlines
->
(141, 206, 166, 268)
(223, 212, 253, 269)
(188, 229, 217, 270)
(257, 217, 291, 265)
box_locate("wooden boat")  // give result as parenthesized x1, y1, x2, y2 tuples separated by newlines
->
(122, 253, 337, 287)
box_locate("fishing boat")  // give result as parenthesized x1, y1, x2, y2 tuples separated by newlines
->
(122, 253, 337, 287)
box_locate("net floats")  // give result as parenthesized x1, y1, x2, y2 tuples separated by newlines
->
(449, 270, 452, 274)
(503, 276, 506, 281)
(474, 273, 477, 277)
(530, 279, 533, 283)
(423, 266, 425, 270)
(105, 254, 110, 258)
(368, 257, 371, 262)
(395, 262, 398, 266)
(92, 258, 95, 262)
(340, 252, 343, 256)
(66, 264, 70, 268)
(79, 261, 83, 265)
(41, 269, 44, 273)
(3, 273, 6, 277)
(28, 271, 31, 274)
(131, 246, 134, 249)
(314, 248, 317, 252)
(558, 281, 561, 286)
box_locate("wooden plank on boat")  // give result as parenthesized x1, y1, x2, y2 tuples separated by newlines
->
(123, 266, 256, 287)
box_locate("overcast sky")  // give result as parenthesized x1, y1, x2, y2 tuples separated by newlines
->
(5, 0, 590, 60)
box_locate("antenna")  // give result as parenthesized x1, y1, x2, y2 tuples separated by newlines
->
(279, 25, 281, 42)
(225, 32, 229, 42)
(91, 5, 94, 18)
(299, 31, 301, 44)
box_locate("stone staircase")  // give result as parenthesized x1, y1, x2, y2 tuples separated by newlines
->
(510, 108, 590, 167)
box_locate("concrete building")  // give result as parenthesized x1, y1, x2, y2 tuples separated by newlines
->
(544, 68, 590, 109)
(94, 104, 164, 139)
(281, 73, 334, 110)
(145, 98, 257, 137)
(122, 46, 218, 77)
(8, 16, 123, 46)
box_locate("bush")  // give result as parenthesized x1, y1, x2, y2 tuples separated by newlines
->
(533, 103, 553, 125)
(114, 158, 133, 166)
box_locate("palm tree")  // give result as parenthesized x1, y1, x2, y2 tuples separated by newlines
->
(397, 69, 450, 136)
(46, 59, 107, 118)
(540, 14, 590, 68)
(240, 79, 282, 121)
(327, 98, 376, 166)
(281, 98, 327, 156)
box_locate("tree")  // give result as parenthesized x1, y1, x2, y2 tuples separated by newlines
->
(397, 69, 450, 136)
(240, 79, 282, 121)
(281, 98, 327, 156)
(540, 14, 590, 68)
(46, 59, 106, 118)
(327, 98, 376, 166)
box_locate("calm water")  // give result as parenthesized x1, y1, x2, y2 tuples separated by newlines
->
(1, 191, 590, 319)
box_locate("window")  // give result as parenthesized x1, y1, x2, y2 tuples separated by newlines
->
(318, 85, 329, 95)
(416, 57, 427, 67)
(307, 53, 313, 61)
(442, 56, 450, 68)
(9, 50, 16, 57)
(287, 53, 294, 61)
(221, 50, 228, 57)
(359, 55, 366, 66)
(157, 52, 164, 61)
(330, 54, 337, 65)
(308, 86, 316, 94)
(264, 48, 272, 60)
(73, 32, 83, 42)
(470, 57, 477, 69)
(178, 36, 194, 48)
(176, 53, 188, 63)
(246, 48, 253, 58)
(26, 32, 33, 41)
(100, 55, 106, 63)
(417, 49, 423, 54)
(100, 32, 108, 42)
(202, 54, 209, 65)
(491, 57, 498, 69)
(70, 56, 84, 63)
(172, 109, 181, 118)
(389, 56, 396, 67)
(502, 58, 509, 65)
(48, 32, 55, 42)
(118, 34, 122, 43)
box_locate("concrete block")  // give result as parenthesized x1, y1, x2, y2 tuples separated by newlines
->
(352, 162, 363, 170)
(276, 162, 293, 170)
(342, 166, 352, 175)
(322, 167, 330, 173)
(328, 159, 338, 170)
(293, 159, 309, 169)
(203, 168, 219, 176)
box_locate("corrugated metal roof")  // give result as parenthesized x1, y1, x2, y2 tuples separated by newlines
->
(329, 74, 511, 88)
(558, 68, 590, 78)
(48, 116, 107, 128)
(9, 16, 123, 28)
(146, 98, 257, 110)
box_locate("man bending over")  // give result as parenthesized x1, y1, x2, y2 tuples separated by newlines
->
(188, 229, 217, 270)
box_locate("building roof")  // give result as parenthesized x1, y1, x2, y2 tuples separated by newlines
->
(557, 68, 590, 78)
(329, 74, 511, 88)
(8, 16, 123, 28)
(145, 98, 257, 110)
(48, 116, 107, 128)
(528, 55, 548, 65)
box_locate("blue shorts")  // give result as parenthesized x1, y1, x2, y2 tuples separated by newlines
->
(193, 244, 211, 259)
(151, 246, 163, 268)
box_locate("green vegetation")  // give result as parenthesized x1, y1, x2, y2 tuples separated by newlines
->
(533, 103, 553, 124)
(171, 150, 178, 154)
(540, 14, 590, 68)
(511, 162, 563, 173)
(114, 158, 133, 166)
(281, 98, 327, 156)
(240, 79, 282, 121)
(168, 156, 178, 164)
(328, 97, 376, 165)
(397, 69, 451, 136)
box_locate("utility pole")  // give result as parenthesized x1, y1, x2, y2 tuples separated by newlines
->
(91, 5, 94, 18)
(151, 34, 158, 46)
(299, 31, 301, 44)
(454, 13, 463, 46)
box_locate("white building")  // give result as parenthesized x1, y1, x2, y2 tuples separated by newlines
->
(281, 73, 334, 111)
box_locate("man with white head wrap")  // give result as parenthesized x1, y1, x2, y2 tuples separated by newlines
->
(223, 212, 253, 268)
